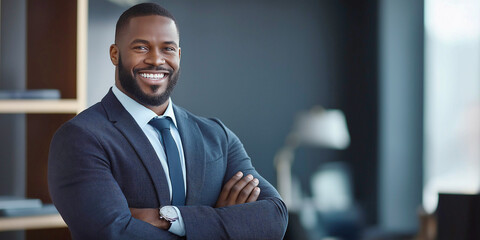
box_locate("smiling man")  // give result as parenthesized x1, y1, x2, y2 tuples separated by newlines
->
(48, 3, 287, 240)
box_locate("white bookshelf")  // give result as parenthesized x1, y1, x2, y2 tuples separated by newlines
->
(0, 214, 66, 232)
(0, 99, 81, 114)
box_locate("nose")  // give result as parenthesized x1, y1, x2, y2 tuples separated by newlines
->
(145, 50, 165, 66)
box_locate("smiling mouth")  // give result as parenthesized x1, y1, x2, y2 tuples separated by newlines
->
(139, 72, 168, 80)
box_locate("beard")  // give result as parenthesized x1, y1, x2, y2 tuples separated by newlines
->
(118, 55, 180, 106)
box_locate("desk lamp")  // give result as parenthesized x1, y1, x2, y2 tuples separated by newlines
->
(274, 106, 350, 209)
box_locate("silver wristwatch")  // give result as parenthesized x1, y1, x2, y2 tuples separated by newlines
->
(159, 206, 179, 223)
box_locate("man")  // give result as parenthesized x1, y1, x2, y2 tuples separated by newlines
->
(48, 3, 288, 240)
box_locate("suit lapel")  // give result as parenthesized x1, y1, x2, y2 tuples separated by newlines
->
(101, 90, 170, 206)
(173, 105, 206, 205)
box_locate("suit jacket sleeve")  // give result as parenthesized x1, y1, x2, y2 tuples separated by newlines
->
(48, 121, 182, 240)
(177, 119, 288, 240)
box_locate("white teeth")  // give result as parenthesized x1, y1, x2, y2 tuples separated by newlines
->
(140, 73, 166, 80)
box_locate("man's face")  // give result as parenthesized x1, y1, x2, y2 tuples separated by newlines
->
(110, 15, 181, 107)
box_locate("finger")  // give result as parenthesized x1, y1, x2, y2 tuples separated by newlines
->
(226, 174, 254, 205)
(218, 171, 243, 202)
(236, 178, 259, 204)
(246, 187, 261, 203)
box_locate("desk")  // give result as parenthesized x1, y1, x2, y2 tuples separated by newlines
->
(0, 214, 66, 231)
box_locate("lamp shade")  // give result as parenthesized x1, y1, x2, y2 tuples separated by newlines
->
(294, 107, 350, 149)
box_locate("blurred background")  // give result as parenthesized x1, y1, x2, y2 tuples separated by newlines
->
(0, 0, 479, 239)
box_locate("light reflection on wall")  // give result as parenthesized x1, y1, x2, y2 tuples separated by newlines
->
(423, 0, 480, 214)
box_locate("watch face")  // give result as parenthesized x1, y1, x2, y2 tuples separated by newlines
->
(160, 206, 178, 222)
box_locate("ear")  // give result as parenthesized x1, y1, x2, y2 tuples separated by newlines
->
(178, 47, 181, 61)
(110, 44, 119, 66)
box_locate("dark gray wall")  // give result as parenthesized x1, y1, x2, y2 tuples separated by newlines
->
(172, 0, 341, 185)
(338, 0, 380, 226)
(378, 0, 424, 232)
(0, 0, 26, 197)
(0, 0, 26, 239)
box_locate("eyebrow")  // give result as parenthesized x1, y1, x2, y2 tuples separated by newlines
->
(130, 39, 178, 47)
(130, 39, 149, 45)
(163, 41, 178, 48)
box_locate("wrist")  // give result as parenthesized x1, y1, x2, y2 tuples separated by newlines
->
(158, 218, 172, 230)
(164, 206, 186, 236)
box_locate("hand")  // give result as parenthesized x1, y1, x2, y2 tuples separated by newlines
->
(215, 171, 261, 208)
(129, 208, 171, 230)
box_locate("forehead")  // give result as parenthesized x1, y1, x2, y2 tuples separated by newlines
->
(119, 15, 179, 44)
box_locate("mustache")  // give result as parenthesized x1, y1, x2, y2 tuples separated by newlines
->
(133, 66, 173, 75)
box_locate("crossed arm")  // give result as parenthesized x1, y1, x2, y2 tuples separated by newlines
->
(129, 121, 288, 239)
(130, 171, 261, 230)
(49, 120, 287, 239)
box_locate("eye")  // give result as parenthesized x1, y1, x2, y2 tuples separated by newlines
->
(133, 45, 148, 52)
(164, 47, 176, 52)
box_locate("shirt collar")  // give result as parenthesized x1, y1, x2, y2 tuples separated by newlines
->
(112, 85, 178, 129)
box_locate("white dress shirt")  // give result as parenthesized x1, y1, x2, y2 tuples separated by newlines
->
(112, 85, 186, 236)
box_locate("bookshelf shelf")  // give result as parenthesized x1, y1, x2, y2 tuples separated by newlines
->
(0, 214, 66, 232)
(0, 99, 81, 114)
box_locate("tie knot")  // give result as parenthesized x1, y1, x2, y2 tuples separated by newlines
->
(149, 117, 171, 130)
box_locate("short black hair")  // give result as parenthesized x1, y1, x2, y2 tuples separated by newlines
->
(115, 3, 177, 43)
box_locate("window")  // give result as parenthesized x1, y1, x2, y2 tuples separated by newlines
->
(423, 0, 480, 213)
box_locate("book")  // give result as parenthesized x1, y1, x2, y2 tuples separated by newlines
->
(0, 196, 42, 210)
(0, 89, 61, 99)
(0, 204, 59, 217)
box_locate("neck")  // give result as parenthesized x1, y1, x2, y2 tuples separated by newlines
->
(115, 82, 170, 116)
(145, 99, 169, 116)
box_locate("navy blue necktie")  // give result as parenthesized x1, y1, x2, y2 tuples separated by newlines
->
(149, 117, 186, 206)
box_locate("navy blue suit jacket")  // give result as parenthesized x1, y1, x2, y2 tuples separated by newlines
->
(48, 90, 288, 239)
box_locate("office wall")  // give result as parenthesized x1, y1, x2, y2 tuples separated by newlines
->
(0, 1, 26, 239)
(336, 0, 380, 225)
(378, 0, 424, 232)
(0, 0, 26, 198)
